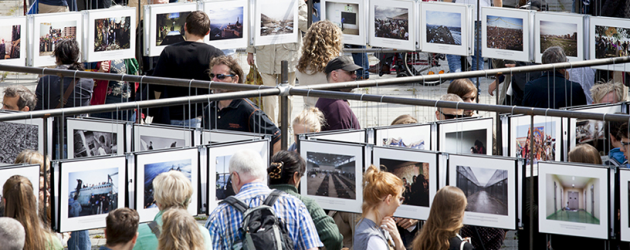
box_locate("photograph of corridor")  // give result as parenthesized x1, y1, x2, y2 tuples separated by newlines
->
(306, 152, 356, 199)
(545, 174, 600, 224)
(456, 165, 508, 215)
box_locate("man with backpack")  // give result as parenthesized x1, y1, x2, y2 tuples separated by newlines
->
(205, 149, 323, 250)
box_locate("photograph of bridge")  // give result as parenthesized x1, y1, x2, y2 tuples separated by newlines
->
(456, 165, 508, 215)
(306, 152, 356, 199)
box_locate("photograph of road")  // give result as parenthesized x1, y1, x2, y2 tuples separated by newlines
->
(39, 21, 77, 56)
(457, 165, 508, 215)
(68, 167, 119, 217)
(595, 25, 630, 59)
(0, 122, 38, 164)
(426, 11, 461, 45)
(94, 16, 131, 52)
(444, 129, 487, 155)
(143, 159, 192, 209)
(260, 0, 295, 36)
(545, 174, 600, 224)
(540, 20, 578, 56)
(155, 11, 190, 46)
(487, 15, 523, 51)
(209, 7, 244, 41)
(306, 152, 356, 199)
(516, 121, 556, 164)
(374, 6, 408, 40)
(0, 25, 21, 60)
(380, 158, 429, 206)
(139, 136, 185, 151)
(326, 2, 360, 35)
(73, 130, 117, 158)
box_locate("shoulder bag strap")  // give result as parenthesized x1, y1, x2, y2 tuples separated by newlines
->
(263, 189, 284, 206)
(220, 196, 249, 214)
(147, 220, 161, 238)
(56, 77, 78, 109)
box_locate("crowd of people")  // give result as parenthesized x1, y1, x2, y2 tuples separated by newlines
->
(375, 19, 409, 40)
(595, 36, 630, 58)
(487, 26, 523, 51)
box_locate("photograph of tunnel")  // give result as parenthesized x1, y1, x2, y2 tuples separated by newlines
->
(306, 152, 356, 200)
(545, 174, 600, 224)
(456, 165, 508, 215)
(380, 158, 430, 207)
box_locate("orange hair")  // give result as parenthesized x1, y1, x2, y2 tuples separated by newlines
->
(361, 165, 404, 222)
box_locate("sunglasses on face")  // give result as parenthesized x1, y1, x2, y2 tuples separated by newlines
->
(210, 73, 235, 80)
(439, 110, 463, 119)
(622, 141, 630, 146)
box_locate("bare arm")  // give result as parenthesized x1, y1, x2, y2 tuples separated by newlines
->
(273, 140, 281, 155)
(493, 0, 502, 7)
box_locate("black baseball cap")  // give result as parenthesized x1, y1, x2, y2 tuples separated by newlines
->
(325, 56, 363, 75)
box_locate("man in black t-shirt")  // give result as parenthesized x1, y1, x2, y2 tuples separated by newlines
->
(151, 11, 224, 127)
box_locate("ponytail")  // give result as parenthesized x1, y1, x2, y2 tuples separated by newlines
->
(361, 165, 403, 221)
(268, 151, 306, 185)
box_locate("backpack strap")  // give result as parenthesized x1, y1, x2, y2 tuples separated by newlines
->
(56, 77, 78, 109)
(221, 196, 249, 214)
(147, 220, 161, 238)
(263, 190, 284, 207)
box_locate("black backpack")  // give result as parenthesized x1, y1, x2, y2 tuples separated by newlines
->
(220, 190, 294, 250)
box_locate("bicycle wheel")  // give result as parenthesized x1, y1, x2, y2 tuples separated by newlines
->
(403, 52, 449, 86)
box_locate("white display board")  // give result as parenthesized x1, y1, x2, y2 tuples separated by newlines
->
(374, 123, 432, 151)
(133, 124, 193, 152)
(84, 7, 136, 62)
(589, 16, 630, 72)
(481, 7, 533, 62)
(620, 168, 630, 242)
(534, 12, 585, 63)
(0, 16, 27, 66)
(438, 117, 493, 156)
(507, 115, 562, 176)
(144, 2, 197, 57)
(67, 118, 126, 159)
(253, 0, 299, 46)
(368, 0, 415, 50)
(202, 0, 249, 49)
(29, 12, 83, 67)
(420, 2, 472, 56)
(322, 0, 366, 46)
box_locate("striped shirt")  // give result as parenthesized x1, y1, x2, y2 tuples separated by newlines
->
(205, 182, 323, 250)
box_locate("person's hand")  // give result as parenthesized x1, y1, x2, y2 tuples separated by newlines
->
(247, 53, 255, 66)
(395, 218, 417, 230)
(488, 80, 497, 96)
(382, 217, 401, 240)
(99, 61, 110, 73)
(505, 64, 516, 68)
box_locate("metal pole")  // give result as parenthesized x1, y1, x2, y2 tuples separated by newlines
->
(307, 0, 313, 28)
(529, 114, 535, 250)
(280, 60, 289, 150)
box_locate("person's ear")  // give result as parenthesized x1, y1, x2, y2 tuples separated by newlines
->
(132, 232, 139, 244)
(435, 111, 440, 120)
(292, 172, 300, 185)
(233, 75, 240, 84)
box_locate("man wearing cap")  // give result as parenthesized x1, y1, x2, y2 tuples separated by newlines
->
(315, 56, 361, 131)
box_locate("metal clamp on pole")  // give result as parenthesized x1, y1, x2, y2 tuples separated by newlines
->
(280, 60, 290, 150)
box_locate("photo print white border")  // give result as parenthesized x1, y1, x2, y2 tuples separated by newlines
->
(0, 164, 40, 215)
(481, 7, 532, 62)
(369, 0, 415, 51)
(448, 154, 518, 230)
(420, 2, 471, 56)
(373, 146, 437, 220)
(322, 0, 366, 45)
(207, 140, 270, 212)
(299, 140, 363, 213)
(589, 16, 630, 72)
(620, 168, 630, 242)
(144, 2, 198, 57)
(438, 117, 493, 156)
(534, 12, 584, 63)
(59, 156, 126, 232)
(29, 12, 83, 67)
(201, 129, 265, 145)
(538, 162, 609, 239)
(374, 123, 432, 151)
(567, 103, 622, 152)
(253, 0, 298, 46)
(67, 118, 126, 159)
(509, 115, 562, 176)
(202, 0, 249, 49)
(305, 129, 366, 144)
(84, 7, 136, 62)
(135, 148, 199, 222)
(0, 16, 27, 66)
(133, 124, 193, 152)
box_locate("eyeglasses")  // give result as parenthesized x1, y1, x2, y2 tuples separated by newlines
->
(622, 141, 630, 146)
(345, 70, 356, 75)
(210, 73, 235, 80)
(439, 110, 463, 120)
(398, 196, 405, 203)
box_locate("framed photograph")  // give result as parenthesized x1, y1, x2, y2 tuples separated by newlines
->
(374, 123, 431, 150)
(133, 124, 193, 152)
(201, 129, 266, 145)
(534, 12, 584, 63)
(29, 12, 82, 67)
(620, 168, 630, 242)
(373, 147, 437, 220)
(368, 0, 415, 51)
(420, 2, 472, 56)
(58, 156, 125, 232)
(303, 129, 366, 144)
(448, 154, 519, 230)
(299, 140, 364, 213)
(565, 103, 623, 160)
(590, 16, 630, 72)
(144, 2, 197, 57)
(201, 0, 248, 49)
(0, 16, 26, 66)
(67, 118, 126, 159)
(438, 117, 492, 156)
(254, 0, 298, 46)
(84, 7, 136, 62)
(0, 164, 40, 217)
(508, 115, 562, 174)
(135, 148, 199, 222)
(538, 162, 609, 239)
(481, 7, 532, 62)
(0, 117, 50, 164)
(207, 140, 270, 211)
(322, 0, 365, 45)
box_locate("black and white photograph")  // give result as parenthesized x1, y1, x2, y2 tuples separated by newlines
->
(31, 12, 82, 66)
(254, 0, 298, 46)
(304, 129, 366, 144)
(144, 3, 196, 56)
(374, 6, 409, 40)
(203, 0, 249, 49)
(94, 16, 131, 52)
(619, 169, 630, 242)
(426, 11, 461, 45)
(73, 131, 117, 158)
(439, 118, 492, 156)
(369, 0, 415, 50)
(134, 125, 192, 152)
(449, 154, 518, 229)
(0, 122, 38, 164)
(0, 164, 40, 217)
(155, 11, 190, 46)
(420, 2, 470, 56)
(482, 7, 532, 62)
(539, 162, 608, 239)
(375, 124, 431, 151)
(140, 136, 185, 151)
(590, 17, 630, 71)
(568, 104, 622, 158)
(487, 16, 523, 51)
(300, 140, 363, 212)
(0, 16, 25, 66)
(59, 157, 125, 232)
(535, 12, 584, 63)
(202, 129, 264, 144)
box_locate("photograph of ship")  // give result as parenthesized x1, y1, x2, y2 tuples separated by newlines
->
(155, 11, 190, 46)
(68, 167, 119, 217)
(0, 122, 38, 164)
(73, 130, 117, 158)
(143, 159, 192, 209)
(545, 174, 600, 224)
(94, 16, 131, 52)
(306, 152, 356, 199)
(0, 25, 21, 60)
(594, 25, 630, 58)
(260, 0, 295, 36)
(487, 15, 523, 51)
(215, 154, 235, 200)
(374, 6, 409, 40)
(457, 165, 508, 215)
(140, 135, 185, 151)
(426, 11, 461, 45)
(39, 21, 77, 56)
(326, 2, 360, 35)
(380, 158, 429, 206)
(444, 129, 487, 155)
(208, 6, 244, 41)
(540, 20, 578, 56)
(516, 122, 556, 164)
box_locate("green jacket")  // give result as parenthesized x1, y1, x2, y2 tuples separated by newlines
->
(133, 210, 212, 250)
(270, 184, 343, 250)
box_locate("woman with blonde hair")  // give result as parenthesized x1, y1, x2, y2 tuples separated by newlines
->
(289, 107, 326, 151)
(15, 149, 52, 226)
(354, 165, 405, 250)
(158, 208, 206, 250)
(3, 175, 63, 249)
(411, 186, 472, 250)
(296, 20, 344, 107)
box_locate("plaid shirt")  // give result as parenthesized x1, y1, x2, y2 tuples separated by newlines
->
(205, 182, 323, 250)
